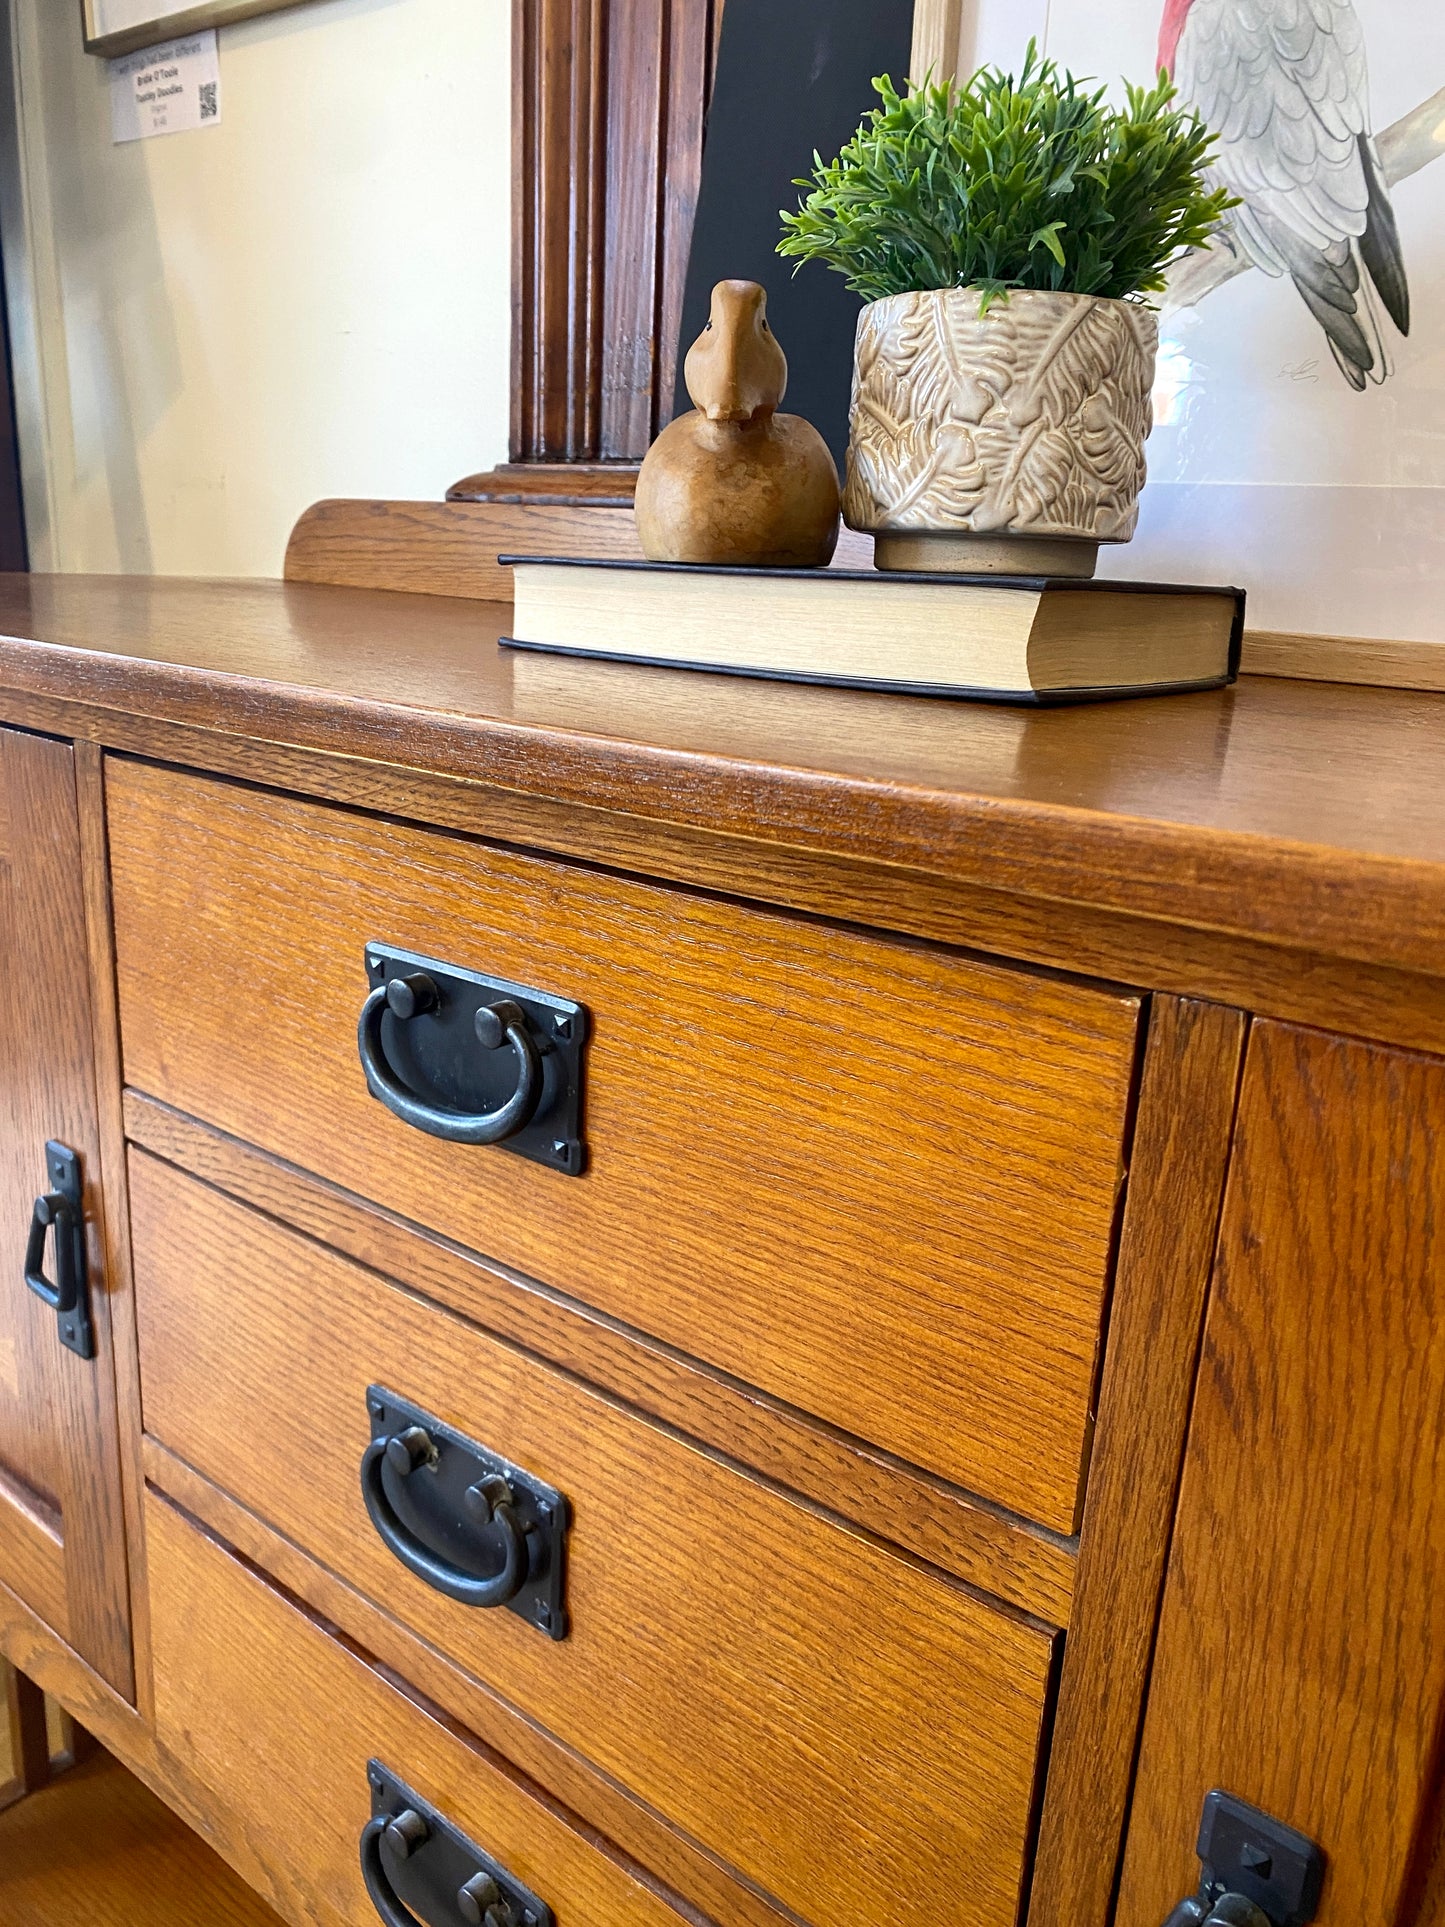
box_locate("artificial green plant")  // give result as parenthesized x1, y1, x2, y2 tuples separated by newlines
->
(778, 43, 1234, 306)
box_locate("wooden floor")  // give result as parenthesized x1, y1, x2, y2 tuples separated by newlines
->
(0, 1745, 285, 1925)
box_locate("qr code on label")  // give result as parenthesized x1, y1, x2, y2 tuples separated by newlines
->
(198, 80, 218, 120)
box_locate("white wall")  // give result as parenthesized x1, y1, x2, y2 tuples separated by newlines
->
(7, 0, 511, 576)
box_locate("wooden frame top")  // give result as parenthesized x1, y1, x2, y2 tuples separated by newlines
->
(82, 0, 313, 57)
(0, 572, 1442, 979)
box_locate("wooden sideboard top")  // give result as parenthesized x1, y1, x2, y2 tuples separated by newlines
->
(0, 572, 1442, 978)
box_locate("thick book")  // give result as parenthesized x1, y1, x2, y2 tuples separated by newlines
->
(499, 556, 1245, 704)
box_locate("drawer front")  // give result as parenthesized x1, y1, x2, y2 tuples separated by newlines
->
(109, 757, 1139, 1530)
(144, 1491, 688, 1927)
(133, 1153, 1058, 1927)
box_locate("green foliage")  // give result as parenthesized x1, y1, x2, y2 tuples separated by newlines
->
(777, 44, 1236, 306)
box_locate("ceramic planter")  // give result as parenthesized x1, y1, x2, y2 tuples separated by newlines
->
(843, 287, 1158, 577)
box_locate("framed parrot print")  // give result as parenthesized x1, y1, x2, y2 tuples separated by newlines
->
(960, 0, 1445, 660)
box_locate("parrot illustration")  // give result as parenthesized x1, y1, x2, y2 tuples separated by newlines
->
(1159, 0, 1410, 387)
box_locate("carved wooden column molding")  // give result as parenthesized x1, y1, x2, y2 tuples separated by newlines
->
(450, 0, 719, 504)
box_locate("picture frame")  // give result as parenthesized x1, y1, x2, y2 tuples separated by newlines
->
(908, 0, 1445, 687)
(82, 0, 314, 58)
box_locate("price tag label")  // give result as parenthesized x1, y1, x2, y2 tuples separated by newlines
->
(109, 30, 221, 143)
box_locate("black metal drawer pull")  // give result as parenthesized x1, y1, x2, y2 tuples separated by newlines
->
(357, 944, 586, 1173)
(360, 1388, 568, 1638)
(23, 1142, 94, 1360)
(1162, 1792, 1325, 1927)
(361, 1762, 553, 1927)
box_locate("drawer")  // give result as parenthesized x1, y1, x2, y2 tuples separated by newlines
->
(133, 1152, 1059, 1927)
(143, 1489, 690, 1927)
(109, 756, 1140, 1529)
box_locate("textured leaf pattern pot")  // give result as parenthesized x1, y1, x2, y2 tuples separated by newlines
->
(843, 287, 1158, 576)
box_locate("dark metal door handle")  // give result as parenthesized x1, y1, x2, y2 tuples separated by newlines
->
(23, 1142, 94, 1360)
(1164, 1898, 1270, 1927)
(361, 1434, 527, 1610)
(361, 1762, 553, 1927)
(360, 1816, 417, 1927)
(25, 1193, 76, 1310)
(358, 976, 541, 1146)
(355, 945, 587, 1174)
(360, 1388, 568, 1638)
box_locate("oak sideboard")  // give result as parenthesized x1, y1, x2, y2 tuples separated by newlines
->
(0, 571, 1442, 1927)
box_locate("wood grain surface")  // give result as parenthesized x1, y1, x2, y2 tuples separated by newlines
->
(1241, 628, 1445, 693)
(73, 740, 152, 1721)
(0, 706, 1420, 1063)
(288, 497, 874, 592)
(0, 1745, 286, 1926)
(449, 464, 642, 505)
(2, 1660, 50, 1808)
(125, 1092, 1077, 1622)
(0, 1477, 66, 1649)
(1116, 1023, 1445, 1927)
(147, 1490, 738, 1927)
(0, 1566, 327, 1915)
(285, 499, 644, 598)
(131, 1152, 1058, 1927)
(108, 758, 1138, 1526)
(1030, 996, 1248, 1927)
(0, 574, 1440, 980)
(140, 1435, 796, 1927)
(0, 729, 132, 1697)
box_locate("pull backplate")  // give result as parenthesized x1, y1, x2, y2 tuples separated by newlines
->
(362, 1761, 554, 1927)
(363, 944, 586, 1174)
(364, 1387, 569, 1639)
(23, 1141, 94, 1360)
(1163, 1791, 1326, 1927)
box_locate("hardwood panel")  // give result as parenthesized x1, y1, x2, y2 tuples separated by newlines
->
(125, 1092, 1077, 1623)
(0, 729, 132, 1696)
(0, 1565, 314, 1912)
(0, 574, 1440, 980)
(0, 1474, 67, 1648)
(0, 710, 1421, 1064)
(448, 463, 640, 506)
(1117, 1024, 1445, 1927)
(142, 1435, 796, 1927)
(74, 740, 152, 1722)
(131, 1153, 1059, 1927)
(1242, 630, 1445, 693)
(0, 1747, 286, 1927)
(147, 1491, 737, 1927)
(284, 498, 643, 598)
(108, 759, 1140, 1527)
(0, 1575, 146, 1780)
(1030, 997, 1247, 1926)
(283, 499, 872, 597)
(2, 1660, 50, 1808)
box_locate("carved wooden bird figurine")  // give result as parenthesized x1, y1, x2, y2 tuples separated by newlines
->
(635, 280, 840, 567)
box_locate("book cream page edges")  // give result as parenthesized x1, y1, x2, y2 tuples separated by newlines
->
(511, 566, 1042, 688)
(1028, 591, 1233, 690)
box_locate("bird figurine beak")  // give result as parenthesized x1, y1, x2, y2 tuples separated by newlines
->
(684, 279, 789, 425)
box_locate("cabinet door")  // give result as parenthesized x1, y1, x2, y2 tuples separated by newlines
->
(1116, 1022, 1445, 1926)
(0, 728, 131, 1695)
